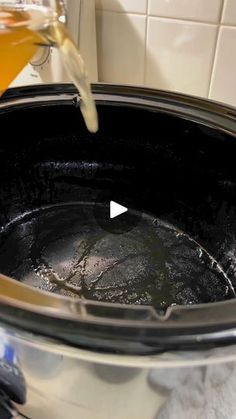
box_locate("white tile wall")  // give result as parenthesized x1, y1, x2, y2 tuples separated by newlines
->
(146, 18, 217, 96)
(96, 0, 147, 14)
(149, 0, 222, 23)
(210, 26, 236, 106)
(222, 0, 236, 25)
(95, 0, 236, 108)
(96, 11, 146, 84)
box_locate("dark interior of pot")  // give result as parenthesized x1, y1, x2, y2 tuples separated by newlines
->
(0, 97, 236, 314)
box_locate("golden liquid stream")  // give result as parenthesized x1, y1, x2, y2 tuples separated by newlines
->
(0, 7, 98, 133)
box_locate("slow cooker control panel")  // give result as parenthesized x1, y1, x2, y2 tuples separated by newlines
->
(10, 46, 69, 88)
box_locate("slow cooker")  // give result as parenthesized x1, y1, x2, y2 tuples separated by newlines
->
(0, 84, 235, 418)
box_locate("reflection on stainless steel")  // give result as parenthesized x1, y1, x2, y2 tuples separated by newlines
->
(6, 328, 164, 419)
(1, 326, 236, 418)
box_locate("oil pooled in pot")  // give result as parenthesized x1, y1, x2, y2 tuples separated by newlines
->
(0, 203, 234, 313)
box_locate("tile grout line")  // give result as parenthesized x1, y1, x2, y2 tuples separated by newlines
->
(148, 13, 236, 26)
(148, 14, 222, 26)
(143, 0, 149, 85)
(207, 0, 225, 98)
(95, 8, 236, 26)
(221, 24, 236, 28)
(95, 8, 147, 16)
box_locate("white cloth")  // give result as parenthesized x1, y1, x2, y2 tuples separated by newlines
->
(150, 362, 236, 419)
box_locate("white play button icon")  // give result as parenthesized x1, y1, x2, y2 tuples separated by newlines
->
(94, 194, 141, 233)
(110, 201, 128, 219)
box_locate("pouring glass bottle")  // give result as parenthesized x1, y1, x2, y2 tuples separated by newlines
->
(0, 0, 98, 133)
